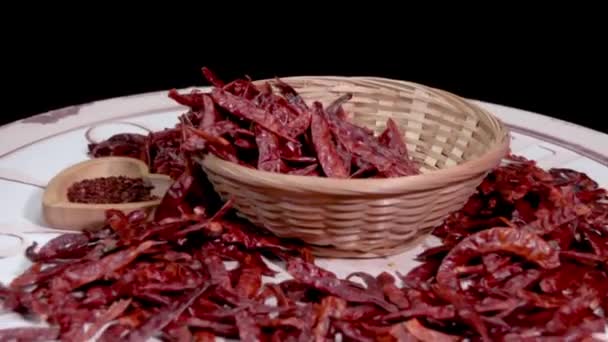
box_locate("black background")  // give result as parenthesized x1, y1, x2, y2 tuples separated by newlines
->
(2, 17, 607, 134)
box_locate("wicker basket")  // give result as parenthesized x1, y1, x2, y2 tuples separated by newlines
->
(201, 76, 510, 258)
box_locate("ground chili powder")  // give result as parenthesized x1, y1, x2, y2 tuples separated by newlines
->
(67, 176, 157, 204)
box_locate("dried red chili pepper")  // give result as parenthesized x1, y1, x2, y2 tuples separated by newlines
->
(539, 262, 586, 293)
(336, 139, 352, 175)
(332, 321, 376, 342)
(234, 255, 263, 298)
(435, 286, 490, 341)
(269, 96, 300, 122)
(51, 240, 162, 292)
(126, 286, 207, 341)
(282, 155, 316, 164)
(201, 66, 225, 88)
(285, 163, 318, 176)
(88, 133, 148, 162)
(502, 269, 542, 293)
(310, 102, 350, 178)
(341, 304, 384, 321)
(211, 88, 299, 142)
(545, 289, 601, 334)
(146, 128, 186, 179)
(10, 262, 74, 289)
(187, 318, 238, 337)
(182, 125, 231, 149)
(235, 311, 262, 342)
(347, 272, 383, 298)
(274, 78, 309, 112)
(523, 203, 591, 235)
(75, 299, 132, 341)
(287, 259, 396, 312)
(234, 137, 256, 150)
(399, 259, 440, 288)
(254, 126, 287, 173)
(25, 233, 90, 262)
(480, 262, 523, 289)
(201, 93, 222, 128)
(286, 258, 336, 278)
(403, 319, 459, 342)
(326, 93, 352, 117)
(382, 304, 456, 322)
(559, 250, 606, 265)
(223, 78, 260, 100)
(284, 109, 312, 137)
(378, 118, 415, 165)
(436, 227, 560, 290)
(376, 272, 409, 309)
(168, 89, 209, 110)
(312, 296, 346, 339)
(0, 327, 60, 342)
(326, 110, 418, 177)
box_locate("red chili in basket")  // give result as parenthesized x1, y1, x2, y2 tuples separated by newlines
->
(67, 176, 157, 204)
(89, 67, 420, 179)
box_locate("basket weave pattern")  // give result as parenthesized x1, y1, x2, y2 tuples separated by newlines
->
(202, 77, 510, 258)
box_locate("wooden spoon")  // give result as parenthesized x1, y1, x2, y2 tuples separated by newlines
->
(43, 157, 172, 231)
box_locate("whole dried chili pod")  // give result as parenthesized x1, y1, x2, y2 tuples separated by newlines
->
(202, 66, 225, 87)
(210, 88, 300, 142)
(378, 118, 419, 175)
(436, 227, 560, 291)
(200, 93, 223, 128)
(0, 328, 60, 342)
(169, 89, 208, 110)
(402, 319, 459, 342)
(325, 108, 416, 177)
(310, 102, 350, 178)
(254, 126, 287, 173)
(326, 93, 353, 117)
(274, 77, 309, 112)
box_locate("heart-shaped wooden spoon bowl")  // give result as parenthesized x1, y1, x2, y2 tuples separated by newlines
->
(43, 157, 172, 231)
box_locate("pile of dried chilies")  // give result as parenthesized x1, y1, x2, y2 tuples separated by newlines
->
(89, 67, 420, 179)
(0, 69, 606, 341)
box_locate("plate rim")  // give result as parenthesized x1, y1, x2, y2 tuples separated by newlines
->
(0, 87, 605, 163)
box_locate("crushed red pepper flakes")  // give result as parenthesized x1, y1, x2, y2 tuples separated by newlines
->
(67, 176, 157, 204)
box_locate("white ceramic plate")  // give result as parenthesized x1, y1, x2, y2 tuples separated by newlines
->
(0, 88, 606, 338)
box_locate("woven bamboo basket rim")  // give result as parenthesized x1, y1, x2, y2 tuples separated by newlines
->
(202, 76, 510, 197)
